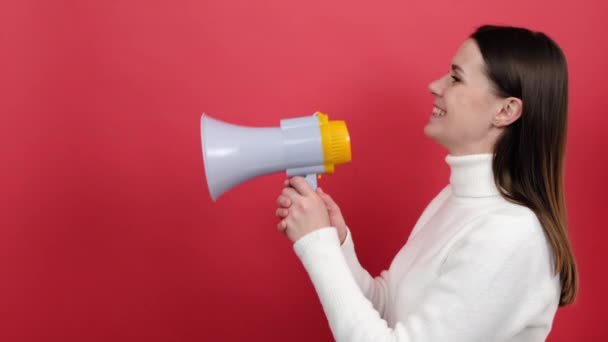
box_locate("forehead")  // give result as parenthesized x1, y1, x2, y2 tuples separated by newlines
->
(451, 39, 486, 75)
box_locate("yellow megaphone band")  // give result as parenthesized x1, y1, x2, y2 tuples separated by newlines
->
(316, 112, 352, 174)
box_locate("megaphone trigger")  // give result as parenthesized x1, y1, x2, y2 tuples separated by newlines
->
(304, 174, 318, 190)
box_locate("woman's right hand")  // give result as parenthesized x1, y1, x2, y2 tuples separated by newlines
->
(276, 179, 348, 244)
(316, 187, 348, 244)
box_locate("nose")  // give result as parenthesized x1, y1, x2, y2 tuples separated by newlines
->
(428, 76, 444, 97)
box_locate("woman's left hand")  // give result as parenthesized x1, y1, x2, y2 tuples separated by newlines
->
(275, 176, 331, 243)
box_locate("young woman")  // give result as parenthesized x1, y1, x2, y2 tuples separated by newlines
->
(275, 25, 578, 341)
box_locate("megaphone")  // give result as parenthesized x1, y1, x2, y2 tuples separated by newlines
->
(200, 112, 352, 201)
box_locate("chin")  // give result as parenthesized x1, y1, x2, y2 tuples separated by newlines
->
(424, 125, 449, 148)
(424, 123, 438, 139)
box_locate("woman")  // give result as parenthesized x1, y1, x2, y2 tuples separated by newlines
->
(275, 25, 578, 341)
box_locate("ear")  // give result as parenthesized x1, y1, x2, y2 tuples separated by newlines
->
(493, 97, 522, 127)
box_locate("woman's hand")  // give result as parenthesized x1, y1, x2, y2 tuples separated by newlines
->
(275, 177, 330, 242)
(316, 187, 348, 244)
(276, 177, 347, 243)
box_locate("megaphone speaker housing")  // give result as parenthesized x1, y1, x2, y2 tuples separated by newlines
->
(201, 113, 350, 201)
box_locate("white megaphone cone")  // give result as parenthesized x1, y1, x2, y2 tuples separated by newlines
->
(200, 112, 351, 201)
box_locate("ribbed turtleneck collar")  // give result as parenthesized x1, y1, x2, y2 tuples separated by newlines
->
(445, 154, 500, 198)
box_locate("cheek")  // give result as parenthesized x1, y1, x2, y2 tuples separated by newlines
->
(444, 88, 496, 140)
(446, 88, 491, 117)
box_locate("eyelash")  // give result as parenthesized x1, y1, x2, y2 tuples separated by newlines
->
(450, 75, 461, 83)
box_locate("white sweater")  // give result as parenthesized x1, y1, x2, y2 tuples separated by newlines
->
(293, 154, 560, 342)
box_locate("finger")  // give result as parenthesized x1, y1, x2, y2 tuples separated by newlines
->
(284, 179, 290, 187)
(276, 195, 291, 208)
(275, 207, 288, 218)
(289, 176, 315, 196)
(281, 186, 300, 202)
(277, 220, 287, 233)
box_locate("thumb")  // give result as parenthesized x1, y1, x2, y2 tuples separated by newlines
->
(317, 188, 339, 211)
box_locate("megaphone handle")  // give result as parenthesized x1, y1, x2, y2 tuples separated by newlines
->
(305, 174, 318, 190)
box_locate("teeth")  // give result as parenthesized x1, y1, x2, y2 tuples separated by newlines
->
(432, 106, 446, 117)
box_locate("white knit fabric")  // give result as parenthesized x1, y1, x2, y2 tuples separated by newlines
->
(293, 154, 560, 342)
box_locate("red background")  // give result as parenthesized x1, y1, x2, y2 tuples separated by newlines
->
(1, 0, 607, 341)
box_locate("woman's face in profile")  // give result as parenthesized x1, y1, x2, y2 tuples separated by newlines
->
(425, 38, 504, 155)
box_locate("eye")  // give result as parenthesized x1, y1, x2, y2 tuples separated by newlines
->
(450, 75, 461, 83)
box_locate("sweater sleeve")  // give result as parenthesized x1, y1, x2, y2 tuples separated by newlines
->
(340, 228, 391, 317)
(293, 214, 557, 342)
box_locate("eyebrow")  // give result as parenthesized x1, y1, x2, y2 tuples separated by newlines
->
(451, 64, 465, 75)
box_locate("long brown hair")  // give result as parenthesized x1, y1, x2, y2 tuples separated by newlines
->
(471, 25, 578, 306)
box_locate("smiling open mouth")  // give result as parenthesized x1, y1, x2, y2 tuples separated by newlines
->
(432, 106, 446, 117)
